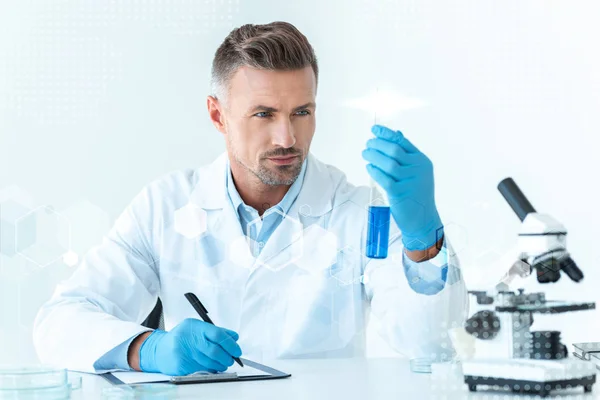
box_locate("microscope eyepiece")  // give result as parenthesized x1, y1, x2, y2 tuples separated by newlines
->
(560, 255, 584, 282)
(498, 177, 537, 222)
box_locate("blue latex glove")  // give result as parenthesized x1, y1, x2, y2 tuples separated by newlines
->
(362, 124, 443, 251)
(139, 318, 242, 376)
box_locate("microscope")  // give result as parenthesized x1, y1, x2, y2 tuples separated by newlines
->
(461, 177, 596, 397)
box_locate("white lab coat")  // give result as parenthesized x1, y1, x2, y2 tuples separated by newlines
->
(33, 153, 468, 373)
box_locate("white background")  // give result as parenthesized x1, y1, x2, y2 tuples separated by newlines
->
(1, 0, 600, 365)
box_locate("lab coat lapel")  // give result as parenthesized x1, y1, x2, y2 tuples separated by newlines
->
(189, 153, 229, 211)
(189, 153, 248, 266)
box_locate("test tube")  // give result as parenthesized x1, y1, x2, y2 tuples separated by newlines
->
(366, 179, 391, 259)
(366, 95, 391, 259)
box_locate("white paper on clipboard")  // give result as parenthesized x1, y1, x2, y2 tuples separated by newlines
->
(112, 363, 270, 385)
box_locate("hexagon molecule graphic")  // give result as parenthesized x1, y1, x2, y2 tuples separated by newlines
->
(196, 234, 226, 268)
(442, 221, 468, 257)
(62, 250, 79, 267)
(228, 235, 258, 270)
(174, 203, 207, 239)
(57, 200, 111, 257)
(251, 210, 304, 272)
(0, 200, 36, 257)
(16, 206, 70, 268)
(387, 236, 427, 264)
(331, 245, 366, 286)
(295, 224, 339, 276)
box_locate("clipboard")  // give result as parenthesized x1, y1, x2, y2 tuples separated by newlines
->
(101, 358, 291, 386)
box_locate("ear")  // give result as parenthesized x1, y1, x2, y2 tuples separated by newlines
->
(207, 96, 227, 134)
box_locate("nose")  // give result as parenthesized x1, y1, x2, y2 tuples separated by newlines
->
(271, 120, 296, 149)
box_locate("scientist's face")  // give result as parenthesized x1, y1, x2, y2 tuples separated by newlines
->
(212, 66, 317, 186)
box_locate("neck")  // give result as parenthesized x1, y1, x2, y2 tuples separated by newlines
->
(230, 160, 290, 216)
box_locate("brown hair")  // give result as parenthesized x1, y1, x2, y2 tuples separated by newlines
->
(211, 21, 319, 103)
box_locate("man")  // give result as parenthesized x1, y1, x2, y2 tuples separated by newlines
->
(34, 21, 467, 375)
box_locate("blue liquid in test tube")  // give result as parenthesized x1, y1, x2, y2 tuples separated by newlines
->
(366, 205, 391, 258)
(366, 176, 391, 259)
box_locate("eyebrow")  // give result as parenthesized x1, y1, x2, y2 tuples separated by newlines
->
(248, 102, 316, 114)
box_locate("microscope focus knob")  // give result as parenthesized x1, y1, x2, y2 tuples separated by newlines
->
(465, 310, 501, 340)
(528, 331, 569, 360)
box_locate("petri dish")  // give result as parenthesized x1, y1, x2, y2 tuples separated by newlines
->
(0, 366, 67, 390)
(102, 384, 177, 400)
(133, 384, 177, 399)
(0, 382, 71, 400)
(68, 375, 82, 391)
(410, 357, 433, 374)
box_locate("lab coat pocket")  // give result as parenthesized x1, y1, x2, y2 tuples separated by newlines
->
(327, 245, 365, 287)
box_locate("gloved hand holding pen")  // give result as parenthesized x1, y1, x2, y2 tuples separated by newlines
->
(133, 318, 242, 376)
(362, 124, 443, 251)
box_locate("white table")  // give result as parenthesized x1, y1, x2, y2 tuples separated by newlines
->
(70, 358, 598, 399)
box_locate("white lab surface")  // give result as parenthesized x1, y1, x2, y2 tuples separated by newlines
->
(33, 152, 467, 373)
(69, 359, 437, 400)
(70, 358, 597, 400)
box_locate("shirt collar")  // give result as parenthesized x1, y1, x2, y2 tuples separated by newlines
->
(226, 158, 308, 217)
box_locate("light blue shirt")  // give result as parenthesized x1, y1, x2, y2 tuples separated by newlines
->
(226, 159, 307, 256)
(94, 158, 449, 371)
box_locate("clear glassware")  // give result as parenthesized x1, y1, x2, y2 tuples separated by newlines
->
(0, 365, 70, 399)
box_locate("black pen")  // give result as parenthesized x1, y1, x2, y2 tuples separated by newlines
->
(184, 292, 244, 368)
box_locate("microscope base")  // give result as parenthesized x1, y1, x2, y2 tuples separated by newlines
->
(463, 358, 596, 397)
(465, 375, 595, 397)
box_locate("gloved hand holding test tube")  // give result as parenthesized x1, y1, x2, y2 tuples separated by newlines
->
(362, 90, 444, 256)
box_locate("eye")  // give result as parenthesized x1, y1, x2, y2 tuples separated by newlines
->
(254, 112, 272, 118)
(295, 110, 311, 116)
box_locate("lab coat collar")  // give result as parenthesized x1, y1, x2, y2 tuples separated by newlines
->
(189, 152, 334, 217)
(226, 157, 307, 218)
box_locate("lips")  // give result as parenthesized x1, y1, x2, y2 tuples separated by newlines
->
(267, 155, 298, 165)
(269, 155, 297, 160)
